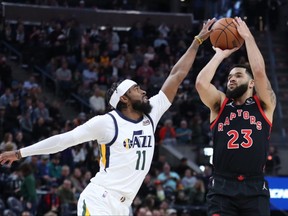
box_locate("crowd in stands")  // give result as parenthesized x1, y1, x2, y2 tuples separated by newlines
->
(0, 1, 283, 215)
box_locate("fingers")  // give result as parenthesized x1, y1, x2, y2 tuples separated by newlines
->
(0, 154, 11, 165)
(203, 18, 216, 28)
(0, 158, 8, 165)
(233, 17, 246, 27)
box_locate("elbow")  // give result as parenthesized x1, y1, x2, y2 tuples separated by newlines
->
(195, 77, 206, 92)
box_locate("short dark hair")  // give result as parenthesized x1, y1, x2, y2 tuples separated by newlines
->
(229, 64, 253, 79)
(106, 80, 127, 111)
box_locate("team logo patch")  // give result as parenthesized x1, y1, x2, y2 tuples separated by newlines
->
(143, 119, 150, 126)
(123, 138, 133, 149)
(122, 130, 152, 149)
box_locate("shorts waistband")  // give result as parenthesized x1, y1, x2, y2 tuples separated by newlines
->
(213, 172, 264, 181)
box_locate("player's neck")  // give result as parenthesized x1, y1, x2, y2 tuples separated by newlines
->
(233, 92, 253, 105)
(121, 109, 143, 121)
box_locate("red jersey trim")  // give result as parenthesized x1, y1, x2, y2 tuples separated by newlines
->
(253, 95, 272, 127)
(210, 97, 229, 130)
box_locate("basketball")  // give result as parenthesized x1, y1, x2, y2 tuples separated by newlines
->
(210, 18, 244, 50)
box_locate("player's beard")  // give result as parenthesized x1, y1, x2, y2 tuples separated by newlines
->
(132, 99, 152, 114)
(226, 83, 248, 99)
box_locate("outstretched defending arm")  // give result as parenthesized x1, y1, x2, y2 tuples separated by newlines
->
(161, 18, 216, 103)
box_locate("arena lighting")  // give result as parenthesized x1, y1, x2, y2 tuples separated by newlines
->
(98, 26, 131, 31)
(199, 165, 205, 172)
(203, 147, 213, 156)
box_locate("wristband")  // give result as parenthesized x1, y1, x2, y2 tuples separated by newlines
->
(194, 35, 204, 45)
(15, 150, 22, 160)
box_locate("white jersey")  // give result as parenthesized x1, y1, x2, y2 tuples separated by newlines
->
(20, 90, 170, 203)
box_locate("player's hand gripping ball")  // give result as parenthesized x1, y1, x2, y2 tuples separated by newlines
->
(210, 17, 244, 50)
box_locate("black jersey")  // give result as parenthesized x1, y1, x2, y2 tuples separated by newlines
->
(210, 95, 272, 174)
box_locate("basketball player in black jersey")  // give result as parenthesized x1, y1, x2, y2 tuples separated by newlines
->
(195, 17, 276, 216)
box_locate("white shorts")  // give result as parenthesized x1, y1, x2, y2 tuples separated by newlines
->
(77, 183, 131, 216)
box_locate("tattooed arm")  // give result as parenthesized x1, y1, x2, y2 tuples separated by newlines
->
(234, 17, 276, 121)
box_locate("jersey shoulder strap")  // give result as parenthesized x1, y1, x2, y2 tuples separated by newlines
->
(106, 112, 118, 146)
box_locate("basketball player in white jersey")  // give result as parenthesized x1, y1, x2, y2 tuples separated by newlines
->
(0, 18, 216, 216)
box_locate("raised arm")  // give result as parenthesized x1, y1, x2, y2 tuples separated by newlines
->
(195, 46, 238, 119)
(161, 18, 216, 102)
(234, 17, 276, 120)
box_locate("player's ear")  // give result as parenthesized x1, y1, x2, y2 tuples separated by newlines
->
(249, 79, 255, 89)
(119, 95, 128, 104)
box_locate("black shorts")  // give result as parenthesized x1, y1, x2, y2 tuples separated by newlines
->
(206, 173, 270, 216)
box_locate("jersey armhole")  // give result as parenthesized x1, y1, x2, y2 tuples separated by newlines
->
(146, 114, 154, 131)
(210, 97, 229, 130)
(253, 95, 272, 127)
(107, 113, 118, 146)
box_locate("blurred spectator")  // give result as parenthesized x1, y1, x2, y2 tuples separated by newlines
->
(19, 163, 37, 215)
(149, 68, 166, 96)
(70, 167, 85, 198)
(0, 56, 13, 89)
(26, 155, 39, 182)
(89, 85, 106, 114)
(57, 179, 77, 215)
(3, 23, 13, 42)
(158, 119, 176, 145)
(158, 23, 170, 38)
(3, 165, 22, 199)
(85, 141, 100, 175)
(48, 153, 62, 182)
(143, 46, 155, 63)
(55, 59, 72, 98)
(265, 145, 281, 176)
(138, 173, 157, 199)
(153, 33, 168, 49)
(82, 170, 92, 188)
(4, 96, 21, 132)
(57, 165, 71, 186)
(19, 110, 34, 143)
(111, 48, 127, 78)
(23, 76, 40, 90)
(82, 62, 99, 88)
(136, 57, 154, 82)
(0, 106, 8, 138)
(14, 130, 26, 148)
(0, 132, 17, 151)
(48, 99, 64, 128)
(175, 119, 192, 145)
(33, 100, 52, 123)
(181, 168, 205, 204)
(0, 88, 14, 109)
(132, 45, 144, 68)
(33, 117, 50, 141)
(175, 157, 190, 178)
(36, 155, 52, 185)
(36, 182, 60, 216)
(71, 145, 86, 167)
(157, 162, 180, 200)
(190, 113, 206, 145)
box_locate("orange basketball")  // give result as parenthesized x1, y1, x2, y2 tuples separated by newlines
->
(210, 18, 244, 50)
